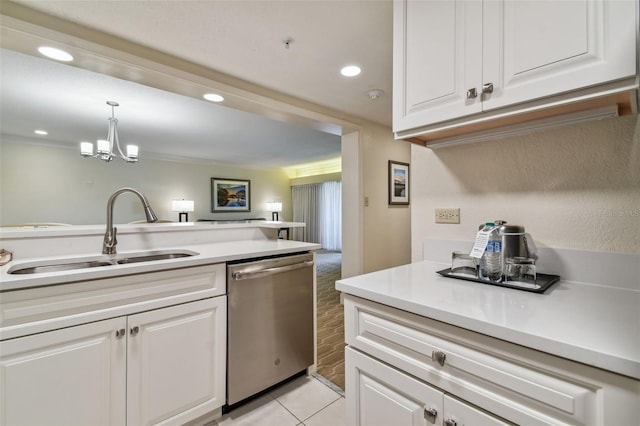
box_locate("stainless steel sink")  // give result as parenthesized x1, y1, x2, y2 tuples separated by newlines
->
(8, 250, 197, 275)
(115, 252, 192, 264)
(9, 260, 115, 275)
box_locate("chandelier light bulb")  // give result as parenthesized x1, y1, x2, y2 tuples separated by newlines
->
(97, 139, 110, 154)
(80, 142, 94, 156)
(127, 145, 139, 158)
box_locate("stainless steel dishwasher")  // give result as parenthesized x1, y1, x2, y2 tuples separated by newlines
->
(226, 252, 314, 406)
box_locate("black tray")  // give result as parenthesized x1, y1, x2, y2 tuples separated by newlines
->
(436, 268, 560, 294)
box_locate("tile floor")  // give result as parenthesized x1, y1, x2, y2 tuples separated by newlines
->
(208, 375, 347, 426)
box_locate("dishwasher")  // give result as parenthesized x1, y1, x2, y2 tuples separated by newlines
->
(226, 252, 314, 407)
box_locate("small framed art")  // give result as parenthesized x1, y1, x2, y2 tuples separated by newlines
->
(388, 160, 409, 205)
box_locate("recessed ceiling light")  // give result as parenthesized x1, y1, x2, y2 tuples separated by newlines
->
(34, 130, 48, 135)
(37, 46, 74, 62)
(340, 65, 361, 77)
(203, 93, 224, 102)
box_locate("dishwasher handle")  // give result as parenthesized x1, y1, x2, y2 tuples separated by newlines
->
(232, 260, 314, 281)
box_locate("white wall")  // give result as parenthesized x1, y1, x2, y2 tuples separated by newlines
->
(361, 123, 412, 273)
(341, 131, 362, 278)
(411, 115, 640, 261)
(0, 137, 292, 225)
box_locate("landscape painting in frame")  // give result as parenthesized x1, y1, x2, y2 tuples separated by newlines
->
(388, 160, 409, 205)
(211, 178, 251, 212)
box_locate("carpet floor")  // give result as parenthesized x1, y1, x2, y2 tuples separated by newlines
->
(315, 250, 345, 390)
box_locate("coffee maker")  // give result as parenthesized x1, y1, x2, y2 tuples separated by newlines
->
(481, 220, 538, 279)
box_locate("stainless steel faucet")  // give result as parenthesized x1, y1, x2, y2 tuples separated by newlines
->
(103, 187, 158, 254)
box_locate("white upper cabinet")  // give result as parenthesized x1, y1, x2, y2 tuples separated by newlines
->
(393, 0, 639, 138)
(393, 0, 483, 129)
(482, 0, 637, 111)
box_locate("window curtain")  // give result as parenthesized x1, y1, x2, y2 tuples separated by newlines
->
(291, 181, 342, 251)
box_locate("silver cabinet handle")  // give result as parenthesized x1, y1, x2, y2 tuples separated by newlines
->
(466, 88, 477, 99)
(115, 328, 126, 338)
(482, 82, 494, 94)
(444, 418, 458, 426)
(432, 350, 446, 366)
(130, 326, 140, 336)
(232, 260, 314, 280)
(424, 407, 438, 424)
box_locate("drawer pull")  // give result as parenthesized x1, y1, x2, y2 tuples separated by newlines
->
(482, 82, 494, 94)
(115, 328, 126, 338)
(466, 88, 477, 99)
(424, 407, 438, 423)
(432, 350, 446, 366)
(444, 418, 458, 426)
(130, 326, 140, 336)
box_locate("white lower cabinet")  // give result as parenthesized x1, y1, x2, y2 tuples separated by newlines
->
(347, 346, 508, 426)
(127, 297, 226, 426)
(344, 295, 640, 426)
(0, 317, 127, 425)
(0, 297, 226, 426)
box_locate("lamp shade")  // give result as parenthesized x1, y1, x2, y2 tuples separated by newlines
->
(266, 202, 282, 212)
(172, 199, 194, 212)
(80, 142, 94, 156)
(126, 145, 139, 158)
(97, 139, 111, 154)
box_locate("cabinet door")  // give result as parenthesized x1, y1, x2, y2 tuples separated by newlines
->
(346, 347, 443, 426)
(393, 0, 483, 132)
(482, 0, 637, 111)
(126, 297, 226, 426)
(0, 317, 126, 426)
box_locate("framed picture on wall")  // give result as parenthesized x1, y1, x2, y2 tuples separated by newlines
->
(211, 177, 251, 212)
(388, 160, 410, 205)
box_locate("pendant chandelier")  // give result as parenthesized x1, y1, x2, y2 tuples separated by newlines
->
(80, 101, 139, 163)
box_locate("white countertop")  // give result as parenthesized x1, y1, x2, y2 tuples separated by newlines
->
(1, 239, 321, 291)
(336, 260, 640, 380)
(0, 220, 305, 239)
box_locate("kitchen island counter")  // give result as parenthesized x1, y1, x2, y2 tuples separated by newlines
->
(1, 238, 320, 292)
(0, 221, 320, 292)
(336, 259, 640, 380)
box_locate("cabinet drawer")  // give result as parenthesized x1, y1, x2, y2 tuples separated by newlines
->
(344, 295, 634, 425)
(346, 346, 510, 426)
(444, 394, 510, 426)
(1, 263, 226, 340)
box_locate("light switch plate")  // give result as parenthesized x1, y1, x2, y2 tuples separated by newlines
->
(435, 208, 460, 224)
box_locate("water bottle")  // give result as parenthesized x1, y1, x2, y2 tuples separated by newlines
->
(480, 222, 502, 282)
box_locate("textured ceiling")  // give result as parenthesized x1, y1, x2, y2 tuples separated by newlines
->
(1, 0, 393, 168)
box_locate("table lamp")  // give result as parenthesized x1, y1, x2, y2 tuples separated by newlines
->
(266, 202, 282, 221)
(172, 199, 194, 222)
